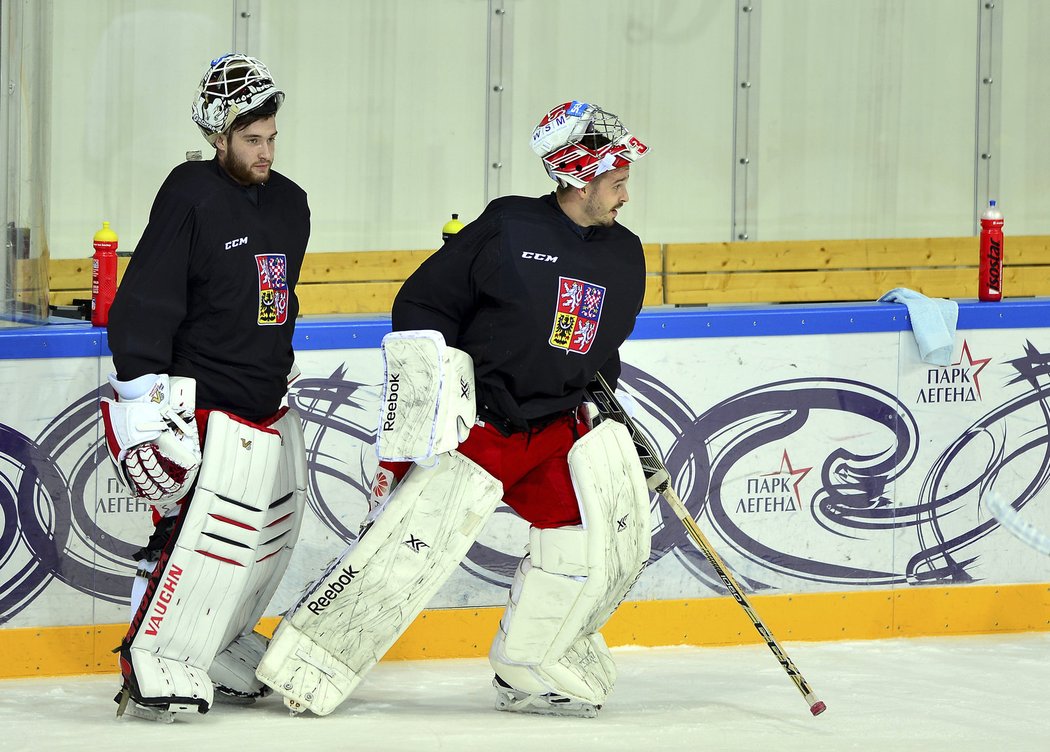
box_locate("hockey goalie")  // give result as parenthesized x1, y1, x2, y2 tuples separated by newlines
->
(101, 52, 310, 721)
(256, 99, 653, 718)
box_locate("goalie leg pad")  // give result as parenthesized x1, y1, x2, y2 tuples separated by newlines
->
(119, 411, 292, 713)
(213, 410, 308, 649)
(489, 420, 650, 706)
(209, 409, 308, 701)
(375, 329, 476, 461)
(256, 450, 502, 716)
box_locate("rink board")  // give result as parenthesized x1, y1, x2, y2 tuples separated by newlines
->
(1, 300, 1050, 678)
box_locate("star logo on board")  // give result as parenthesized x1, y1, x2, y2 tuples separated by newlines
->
(762, 451, 812, 506)
(953, 341, 991, 398)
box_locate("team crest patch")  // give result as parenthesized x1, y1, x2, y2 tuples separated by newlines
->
(256, 254, 289, 325)
(549, 276, 605, 354)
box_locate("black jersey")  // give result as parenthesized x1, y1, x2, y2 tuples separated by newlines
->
(108, 157, 310, 421)
(392, 193, 645, 432)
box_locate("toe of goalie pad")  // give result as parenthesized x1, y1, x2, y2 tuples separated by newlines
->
(491, 632, 615, 707)
(120, 647, 213, 714)
(492, 675, 600, 718)
(255, 620, 362, 716)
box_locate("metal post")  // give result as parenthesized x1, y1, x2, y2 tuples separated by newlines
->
(233, 0, 261, 55)
(485, 0, 512, 203)
(974, 0, 1003, 233)
(0, 0, 51, 324)
(731, 0, 760, 242)
(0, 0, 18, 311)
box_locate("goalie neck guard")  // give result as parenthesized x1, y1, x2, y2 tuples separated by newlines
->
(192, 53, 285, 144)
(531, 100, 648, 189)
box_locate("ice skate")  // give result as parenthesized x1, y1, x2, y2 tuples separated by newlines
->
(113, 686, 197, 723)
(493, 675, 600, 718)
(212, 683, 268, 706)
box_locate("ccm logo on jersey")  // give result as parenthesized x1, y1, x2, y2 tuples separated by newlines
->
(381, 374, 401, 431)
(306, 564, 359, 614)
(522, 251, 559, 263)
(225, 236, 248, 250)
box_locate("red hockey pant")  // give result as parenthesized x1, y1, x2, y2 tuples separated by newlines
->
(381, 413, 587, 529)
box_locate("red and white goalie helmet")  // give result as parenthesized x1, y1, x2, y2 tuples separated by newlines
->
(191, 53, 285, 144)
(531, 100, 648, 189)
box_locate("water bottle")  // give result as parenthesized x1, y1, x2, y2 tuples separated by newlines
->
(978, 200, 1004, 302)
(91, 221, 119, 326)
(441, 213, 465, 242)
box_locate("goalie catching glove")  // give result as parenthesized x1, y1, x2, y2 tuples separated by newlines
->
(100, 373, 201, 503)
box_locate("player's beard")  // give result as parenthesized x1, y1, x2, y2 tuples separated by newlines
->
(583, 192, 622, 227)
(221, 149, 270, 186)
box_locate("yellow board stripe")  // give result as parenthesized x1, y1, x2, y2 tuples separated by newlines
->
(3, 584, 1048, 679)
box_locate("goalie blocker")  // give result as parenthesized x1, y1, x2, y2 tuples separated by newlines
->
(375, 329, 476, 462)
(116, 408, 307, 715)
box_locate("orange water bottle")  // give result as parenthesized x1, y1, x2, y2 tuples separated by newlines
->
(91, 221, 119, 326)
(978, 200, 1004, 302)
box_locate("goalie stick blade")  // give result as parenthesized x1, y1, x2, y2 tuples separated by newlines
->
(988, 493, 1050, 556)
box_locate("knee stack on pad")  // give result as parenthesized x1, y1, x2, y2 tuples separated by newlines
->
(489, 420, 651, 708)
(117, 409, 307, 714)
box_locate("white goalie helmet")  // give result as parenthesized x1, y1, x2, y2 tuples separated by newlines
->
(191, 53, 285, 144)
(530, 100, 649, 189)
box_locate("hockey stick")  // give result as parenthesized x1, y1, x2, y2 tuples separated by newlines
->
(988, 493, 1050, 556)
(585, 373, 827, 716)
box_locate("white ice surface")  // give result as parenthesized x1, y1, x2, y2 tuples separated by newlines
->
(3, 633, 1048, 752)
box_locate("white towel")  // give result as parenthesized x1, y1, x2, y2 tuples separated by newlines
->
(877, 288, 959, 366)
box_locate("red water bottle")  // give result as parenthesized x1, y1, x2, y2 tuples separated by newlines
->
(978, 200, 1004, 302)
(91, 221, 119, 326)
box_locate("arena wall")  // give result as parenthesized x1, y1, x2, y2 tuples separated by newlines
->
(1, 302, 1049, 678)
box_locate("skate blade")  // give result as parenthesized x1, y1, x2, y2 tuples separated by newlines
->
(213, 685, 268, 706)
(117, 703, 178, 724)
(114, 686, 201, 722)
(494, 688, 599, 718)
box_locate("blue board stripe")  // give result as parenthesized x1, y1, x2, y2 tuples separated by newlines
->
(2, 300, 1048, 359)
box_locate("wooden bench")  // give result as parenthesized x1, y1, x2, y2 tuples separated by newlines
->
(19, 236, 1050, 313)
(31, 244, 665, 315)
(663, 235, 1050, 304)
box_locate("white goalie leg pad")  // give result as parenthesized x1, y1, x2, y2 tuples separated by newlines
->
(256, 450, 502, 716)
(210, 409, 308, 699)
(120, 411, 291, 713)
(490, 420, 650, 706)
(375, 329, 476, 461)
